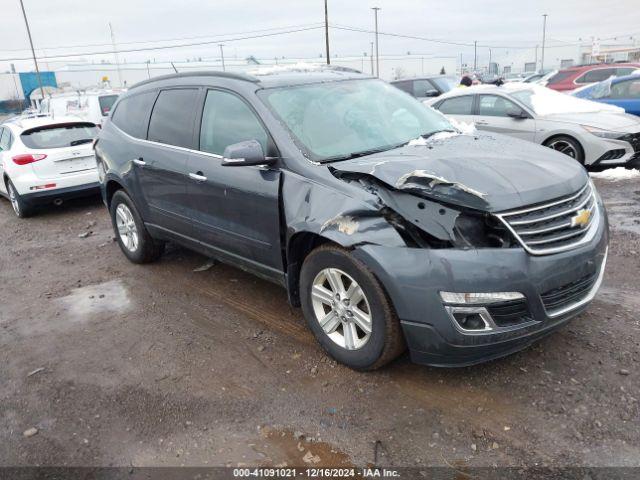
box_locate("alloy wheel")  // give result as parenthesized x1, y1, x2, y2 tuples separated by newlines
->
(7, 183, 20, 216)
(115, 203, 139, 252)
(311, 268, 372, 350)
(547, 139, 578, 159)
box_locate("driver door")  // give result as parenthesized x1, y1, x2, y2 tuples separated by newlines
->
(474, 94, 536, 141)
(186, 88, 283, 277)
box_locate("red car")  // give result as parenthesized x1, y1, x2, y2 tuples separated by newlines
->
(546, 63, 640, 92)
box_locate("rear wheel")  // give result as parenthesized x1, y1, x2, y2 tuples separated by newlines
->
(109, 190, 164, 263)
(300, 245, 405, 370)
(544, 136, 584, 165)
(6, 179, 33, 218)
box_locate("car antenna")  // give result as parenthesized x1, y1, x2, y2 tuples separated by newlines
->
(171, 62, 179, 73)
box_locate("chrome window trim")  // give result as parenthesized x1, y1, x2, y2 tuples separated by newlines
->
(544, 247, 608, 318)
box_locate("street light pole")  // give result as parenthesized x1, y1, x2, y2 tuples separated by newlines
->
(18, 0, 45, 103)
(324, 0, 330, 65)
(541, 14, 548, 71)
(219, 44, 226, 71)
(488, 48, 492, 73)
(109, 22, 123, 87)
(371, 7, 381, 77)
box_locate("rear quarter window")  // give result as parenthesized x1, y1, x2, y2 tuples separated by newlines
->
(20, 123, 98, 149)
(98, 95, 119, 116)
(111, 91, 157, 139)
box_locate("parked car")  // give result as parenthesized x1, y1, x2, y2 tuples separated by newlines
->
(96, 69, 607, 370)
(427, 83, 640, 167)
(546, 63, 640, 92)
(572, 73, 640, 116)
(390, 76, 457, 100)
(39, 90, 122, 127)
(0, 113, 100, 217)
(522, 70, 554, 84)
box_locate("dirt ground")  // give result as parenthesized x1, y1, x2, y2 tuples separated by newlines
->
(0, 170, 638, 470)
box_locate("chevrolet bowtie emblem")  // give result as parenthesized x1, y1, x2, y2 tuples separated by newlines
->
(571, 209, 591, 228)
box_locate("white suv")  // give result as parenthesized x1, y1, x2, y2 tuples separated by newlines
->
(0, 114, 100, 217)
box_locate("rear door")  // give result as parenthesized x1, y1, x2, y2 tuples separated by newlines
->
(0, 127, 11, 194)
(602, 78, 640, 116)
(474, 94, 536, 141)
(19, 123, 99, 179)
(134, 88, 199, 237)
(435, 94, 475, 124)
(186, 88, 283, 274)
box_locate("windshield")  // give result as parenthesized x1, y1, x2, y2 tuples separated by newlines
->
(21, 123, 98, 149)
(259, 78, 453, 162)
(510, 85, 620, 115)
(98, 95, 119, 116)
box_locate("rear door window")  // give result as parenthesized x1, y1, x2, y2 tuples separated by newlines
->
(437, 95, 474, 115)
(111, 91, 157, 139)
(148, 89, 199, 148)
(199, 90, 269, 156)
(392, 81, 414, 95)
(20, 123, 98, 149)
(98, 95, 119, 116)
(610, 79, 640, 99)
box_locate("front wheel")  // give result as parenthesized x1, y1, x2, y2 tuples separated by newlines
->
(544, 136, 585, 165)
(300, 245, 405, 370)
(109, 190, 164, 263)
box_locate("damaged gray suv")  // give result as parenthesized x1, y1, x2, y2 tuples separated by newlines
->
(96, 69, 608, 370)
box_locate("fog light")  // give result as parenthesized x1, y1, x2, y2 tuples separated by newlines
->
(440, 291, 525, 305)
(445, 306, 493, 333)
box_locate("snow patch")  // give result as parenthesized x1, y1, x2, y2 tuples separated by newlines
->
(590, 168, 640, 181)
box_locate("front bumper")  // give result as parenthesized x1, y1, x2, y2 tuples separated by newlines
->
(353, 201, 609, 367)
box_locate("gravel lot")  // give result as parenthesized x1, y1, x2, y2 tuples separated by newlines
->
(0, 168, 638, 469)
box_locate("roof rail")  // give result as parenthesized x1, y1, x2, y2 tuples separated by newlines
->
(130, 70, 259, 90)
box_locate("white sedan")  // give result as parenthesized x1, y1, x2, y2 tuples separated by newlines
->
(425, 83, 640, 168)
(0, 114, 100, 217)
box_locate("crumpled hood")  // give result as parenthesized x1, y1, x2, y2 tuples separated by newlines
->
(331, 133, 588, 212)
(543, 111, 640, 131)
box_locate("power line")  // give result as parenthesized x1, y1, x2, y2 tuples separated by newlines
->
(0, 23, 325, 53)
(0, 26, 325, 62)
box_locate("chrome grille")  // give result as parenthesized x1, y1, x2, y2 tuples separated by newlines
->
(496, 182, 598, 255)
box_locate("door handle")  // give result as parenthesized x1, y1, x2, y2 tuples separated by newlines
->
(189, 172, 207, 182)
(132, 157, 146, 166)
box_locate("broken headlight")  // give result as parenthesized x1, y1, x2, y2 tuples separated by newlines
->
(453, 212, 516, 248)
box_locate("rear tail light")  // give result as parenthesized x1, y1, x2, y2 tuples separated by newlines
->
(13, 153, 47, 165)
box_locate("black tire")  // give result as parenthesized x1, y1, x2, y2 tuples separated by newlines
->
(544, 135, 585, 165)
(5, 179, 33, 218)
(300, 244, 405, 370)
(109, 190, 164, 264)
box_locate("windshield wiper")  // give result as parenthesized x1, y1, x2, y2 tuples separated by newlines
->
(70, 139, 93, 146)
(418, 129, 457, 140)
(320, 143, 407, 163)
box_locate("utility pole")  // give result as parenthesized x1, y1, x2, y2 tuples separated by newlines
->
(488, 48, 492, 73)
(371, 7, 381, 77)
(370, 41, 374, 75)
(324, 0, 330, 65)
(109, 22, 123, 87)
(473, 40, 477, 71)
(541, 14, 548, 71)
(18, 0, 45, 103)
(535, 44, 538, 70)
(219, 44, 226, 71)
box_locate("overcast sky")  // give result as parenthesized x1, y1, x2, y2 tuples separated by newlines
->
(1, 0, 638, 72)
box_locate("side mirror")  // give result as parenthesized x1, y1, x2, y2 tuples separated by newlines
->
(507, 109, 528, 120)
(424, 89, 440, 97)
(222, 139, 274, 167)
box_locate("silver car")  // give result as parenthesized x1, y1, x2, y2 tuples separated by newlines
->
(426, 84, 640, 167)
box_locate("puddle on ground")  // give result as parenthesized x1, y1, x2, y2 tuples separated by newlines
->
(56, 279, 131, 320)
(252, 427, 353, 467)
